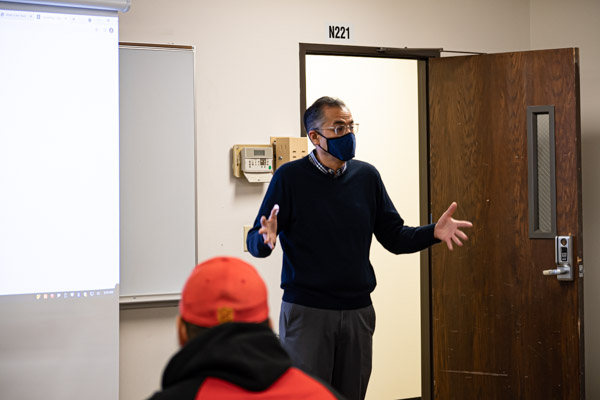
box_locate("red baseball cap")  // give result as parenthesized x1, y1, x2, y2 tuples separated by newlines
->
(179, 256, 269, 327)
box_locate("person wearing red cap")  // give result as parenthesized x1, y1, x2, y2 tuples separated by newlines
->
(147, 256, 346, 400)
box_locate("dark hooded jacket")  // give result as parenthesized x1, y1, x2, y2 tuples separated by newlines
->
(147, 322, 345, 399)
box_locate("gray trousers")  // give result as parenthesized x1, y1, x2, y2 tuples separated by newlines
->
(279, 301, 376, 400)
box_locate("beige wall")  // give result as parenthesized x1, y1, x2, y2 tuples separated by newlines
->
(529, 1, 600, 398)
(118, 1, 600, 399)
(119, 306, 178, 399)
(305, 55, 422, 399)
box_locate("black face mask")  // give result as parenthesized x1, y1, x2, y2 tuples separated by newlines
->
(316, 132, 356, 162)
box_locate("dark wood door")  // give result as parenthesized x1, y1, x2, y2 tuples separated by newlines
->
(429, 49, 584, 399)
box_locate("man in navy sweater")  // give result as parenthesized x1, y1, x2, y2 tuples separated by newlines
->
(247, 96, 472, 400)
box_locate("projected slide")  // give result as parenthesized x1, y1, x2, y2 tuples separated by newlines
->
(0, 6, 121, 399)
(0, 8, 120, 297)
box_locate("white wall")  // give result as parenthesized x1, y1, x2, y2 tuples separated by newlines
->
(529, 1, 600, 398)
(305, 55, 422, 399)
(119, 306, 178, 399)
(119, 1, 600, 399)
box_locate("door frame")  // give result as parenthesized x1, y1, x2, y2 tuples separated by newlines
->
(299, 43, 440, 399)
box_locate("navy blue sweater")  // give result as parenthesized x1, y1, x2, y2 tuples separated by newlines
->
(247, 157, 438, 310)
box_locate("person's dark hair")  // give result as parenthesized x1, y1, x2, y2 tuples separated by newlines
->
(303, 96, 347, 135)
(181, 318, 270, 341)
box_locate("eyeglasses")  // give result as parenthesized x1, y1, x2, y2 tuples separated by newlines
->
(318, 123, 359, 136)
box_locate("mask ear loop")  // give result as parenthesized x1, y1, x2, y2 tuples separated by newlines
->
(314, 130, 332, 157)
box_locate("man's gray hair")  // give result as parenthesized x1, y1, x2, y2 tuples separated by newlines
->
(303, 96, 348, 135)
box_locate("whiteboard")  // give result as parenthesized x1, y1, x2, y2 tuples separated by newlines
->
(119, 44, 197, 304)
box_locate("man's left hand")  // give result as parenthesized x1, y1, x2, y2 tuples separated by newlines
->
(434, 202, 473, 251)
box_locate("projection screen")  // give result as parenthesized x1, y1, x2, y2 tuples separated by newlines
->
(0, 1, 128, 398)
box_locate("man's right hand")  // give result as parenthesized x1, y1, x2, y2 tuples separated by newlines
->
(259, 204, 279, 250)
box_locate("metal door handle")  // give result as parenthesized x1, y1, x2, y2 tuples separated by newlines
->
(543, 266, 570, 276)
(542, 236, 574, 281)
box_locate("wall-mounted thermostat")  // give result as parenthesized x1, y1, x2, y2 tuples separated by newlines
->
(232, 144, 273, 183)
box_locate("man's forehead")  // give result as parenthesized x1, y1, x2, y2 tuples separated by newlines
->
(323, 105, 353, 121)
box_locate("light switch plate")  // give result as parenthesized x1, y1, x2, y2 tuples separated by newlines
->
(243, 225, 252, 252)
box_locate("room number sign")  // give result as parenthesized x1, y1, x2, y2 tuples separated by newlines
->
(326, 24, 354, 42)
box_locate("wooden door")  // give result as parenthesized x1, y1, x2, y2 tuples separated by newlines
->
(429, 49, 584, 399)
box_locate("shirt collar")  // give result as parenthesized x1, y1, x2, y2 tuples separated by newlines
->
(308, 150, 347, 178)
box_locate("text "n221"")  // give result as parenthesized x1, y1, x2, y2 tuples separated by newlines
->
(329, 26, 350, 40)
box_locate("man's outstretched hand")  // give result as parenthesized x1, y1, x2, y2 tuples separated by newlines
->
(259, 204, 279, 250)
(434, 202, 473, 251)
